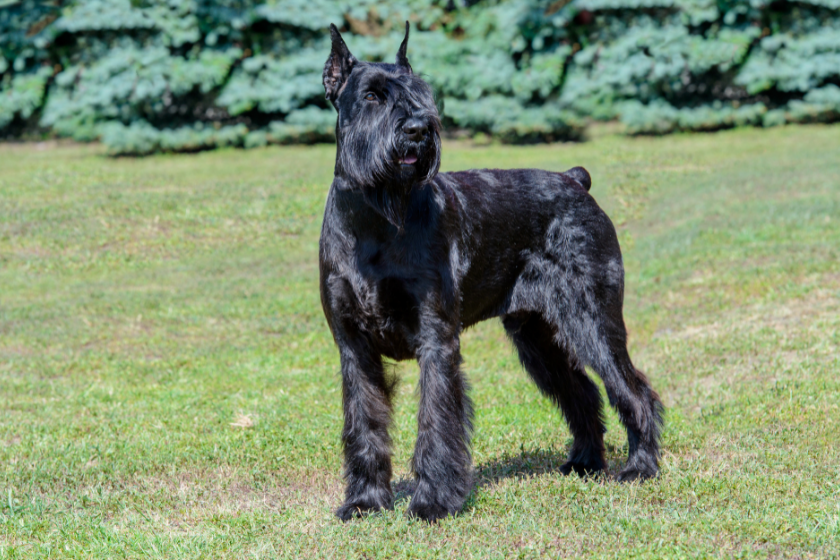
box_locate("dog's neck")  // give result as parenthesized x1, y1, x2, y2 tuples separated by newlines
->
(332, 175, 433, 235)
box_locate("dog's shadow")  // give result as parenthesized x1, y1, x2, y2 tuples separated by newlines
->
(392, 447, 593, 504)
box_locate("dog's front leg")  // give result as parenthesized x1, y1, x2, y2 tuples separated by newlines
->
(335, 334, 395, 521)
(409, 320, 474, 522)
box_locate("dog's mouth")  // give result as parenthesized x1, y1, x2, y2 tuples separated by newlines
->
(398, 150, 418, 166)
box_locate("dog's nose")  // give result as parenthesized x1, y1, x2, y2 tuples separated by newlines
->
(402, 118, 427, 141)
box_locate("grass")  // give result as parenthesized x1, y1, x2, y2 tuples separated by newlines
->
(1, 124, 838, 559)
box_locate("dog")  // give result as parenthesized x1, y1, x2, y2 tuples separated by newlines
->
(319, 22, 663, 522)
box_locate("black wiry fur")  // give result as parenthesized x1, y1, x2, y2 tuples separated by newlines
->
(319, 23, 663, 523)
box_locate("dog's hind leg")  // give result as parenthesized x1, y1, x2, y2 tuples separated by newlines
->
(589, 338, 663, 481)
(535, 207, 663, 481)
(335, 334, 396, 520)
(562, 298, 663, 482)
(503, 312, 606, 476)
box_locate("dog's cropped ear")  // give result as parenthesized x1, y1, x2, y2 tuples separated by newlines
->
(395, 21, 413, 74)
(323, 24, 357, 104)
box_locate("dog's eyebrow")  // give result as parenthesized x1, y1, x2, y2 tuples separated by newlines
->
(366, 76, 413, 102)
(360, 70, 388, 87)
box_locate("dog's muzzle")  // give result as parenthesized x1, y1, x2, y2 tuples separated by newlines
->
(396, 118, 431, 168)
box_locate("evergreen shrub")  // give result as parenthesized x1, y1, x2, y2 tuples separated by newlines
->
(1, 0, 838, 154)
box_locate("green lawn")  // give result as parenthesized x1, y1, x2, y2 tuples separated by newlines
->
(1, 125, 838, 559)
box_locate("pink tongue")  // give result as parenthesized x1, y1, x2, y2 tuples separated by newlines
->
(401, 155, 418, 164)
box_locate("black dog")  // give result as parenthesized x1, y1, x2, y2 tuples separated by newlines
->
(319, 23, 663, 522)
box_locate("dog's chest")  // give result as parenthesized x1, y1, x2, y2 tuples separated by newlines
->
(348, 242, 428, 358)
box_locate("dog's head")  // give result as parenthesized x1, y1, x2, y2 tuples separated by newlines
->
(323, 22, 442, 200)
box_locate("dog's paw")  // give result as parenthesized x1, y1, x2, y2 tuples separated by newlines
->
(559, 460, 605, 478)
(336, 499, 390, 521)
(406, 500, 455, 523)
(615, 464, 658, 483)
(615, 450, 659, 482)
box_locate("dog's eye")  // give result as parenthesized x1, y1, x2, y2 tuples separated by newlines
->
(364, 92, 377, 101)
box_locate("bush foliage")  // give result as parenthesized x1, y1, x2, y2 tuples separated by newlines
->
(1, 0, 838, 154)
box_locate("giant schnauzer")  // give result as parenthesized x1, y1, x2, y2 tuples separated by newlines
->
(319, 22, 663, 522)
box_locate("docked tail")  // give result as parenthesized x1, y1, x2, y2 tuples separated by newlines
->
(565, 166, 591, 191)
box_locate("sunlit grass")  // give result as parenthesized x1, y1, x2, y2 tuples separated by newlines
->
(1, 125, 838, 558)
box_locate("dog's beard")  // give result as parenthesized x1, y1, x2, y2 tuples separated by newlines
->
(396, 164, 418, 185)
(364, 145, 438, 230)
(339, 119, 441, 230)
